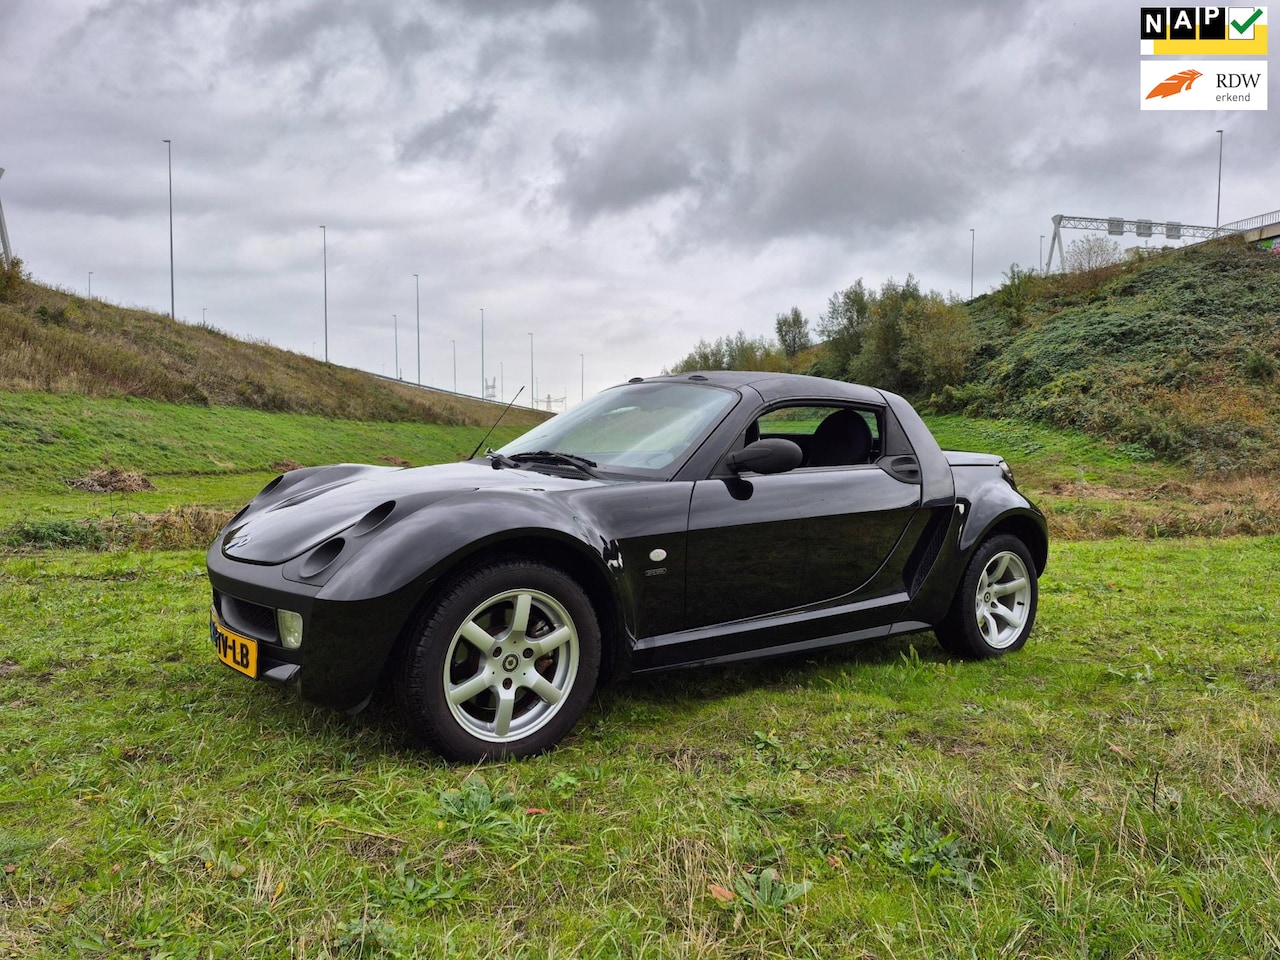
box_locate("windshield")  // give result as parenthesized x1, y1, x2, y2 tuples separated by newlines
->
(494, 381, 738, 478)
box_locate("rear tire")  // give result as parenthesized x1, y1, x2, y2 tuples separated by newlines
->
(935, 534, 1038, 659)
(394, 560, 601, 761)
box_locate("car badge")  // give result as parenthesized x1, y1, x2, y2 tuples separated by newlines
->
(225, 533, 252, 549)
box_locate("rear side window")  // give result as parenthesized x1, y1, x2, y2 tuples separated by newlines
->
(753, 405, 882, 467)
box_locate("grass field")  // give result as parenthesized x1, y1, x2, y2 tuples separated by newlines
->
(0, 393, 532, 548)
(2, 392, 1279, 957)
(3, 393, 1278, 550)
(2, 538, 1278, 958)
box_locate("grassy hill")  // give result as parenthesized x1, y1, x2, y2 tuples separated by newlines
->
(0, 269, 545, 428)
(956, 239, 1280, 473)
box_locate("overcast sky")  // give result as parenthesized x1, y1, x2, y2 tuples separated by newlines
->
(3, 0, 1275, 406)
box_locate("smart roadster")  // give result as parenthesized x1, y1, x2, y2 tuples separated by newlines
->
(206, 371, 1047, 760)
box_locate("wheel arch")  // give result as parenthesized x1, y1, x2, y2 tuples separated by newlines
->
(378, 532, 628, 695)
(982, 513, 1048, 576)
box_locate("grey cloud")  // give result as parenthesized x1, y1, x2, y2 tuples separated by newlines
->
(400, 100, 498, 162)
(552, 129, 709, 219)
(237, 1, 439, 71)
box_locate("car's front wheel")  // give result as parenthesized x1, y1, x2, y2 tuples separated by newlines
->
(935, 534, 1038, 659)
(394, 560, 601, 761)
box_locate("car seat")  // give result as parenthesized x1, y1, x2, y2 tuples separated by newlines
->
(807, 409, 872, 467)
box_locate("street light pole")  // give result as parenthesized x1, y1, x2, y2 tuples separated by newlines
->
(163, 139, 175, 320)
(1215, 129, 1224, 231)
(413, 274, 421, 385)
(88, 271, 93, 301)
(969, 228, 975, 299)
(319, 226, 328, 362)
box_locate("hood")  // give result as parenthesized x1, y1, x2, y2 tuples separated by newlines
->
(221, 461, 599, 564)
(942, 450, 1006, 468)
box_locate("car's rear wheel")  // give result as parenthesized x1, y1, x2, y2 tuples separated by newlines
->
(394, 560, 601, 761)
(935, 534, 1037, 659)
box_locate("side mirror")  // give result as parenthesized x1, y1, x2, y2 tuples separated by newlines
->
(725, 438, 802, 475)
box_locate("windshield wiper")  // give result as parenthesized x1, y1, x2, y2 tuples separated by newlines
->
(484, 449, 520, 470)
(507, 450, 600, 477)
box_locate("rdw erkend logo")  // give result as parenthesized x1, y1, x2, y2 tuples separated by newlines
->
(1139, 59, 1268, 109)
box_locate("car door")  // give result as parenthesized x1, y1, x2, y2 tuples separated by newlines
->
(683, 474, 809, 627)
(684, 403, 919, 630)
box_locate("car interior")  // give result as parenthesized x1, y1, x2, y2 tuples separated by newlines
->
(749, 406, 881, 467)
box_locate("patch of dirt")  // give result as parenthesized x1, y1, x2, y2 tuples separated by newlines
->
(65, 467, 155, 493)
(1047, 481, 1131, 501)
(0, 662, 19, 677)
(1241, 669, 1280, 692)
(269, 458, 302, 472)
(378, 454, 412, 467)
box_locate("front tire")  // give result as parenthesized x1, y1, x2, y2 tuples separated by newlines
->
(935, 534, 1038, 659)
(394, 560, 601, 761)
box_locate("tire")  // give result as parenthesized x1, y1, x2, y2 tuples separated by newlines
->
(394, 560, 601, 761)
(935, 534, 1038, 659)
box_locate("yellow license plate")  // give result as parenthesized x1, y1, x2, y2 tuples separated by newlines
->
(212, 616, 258, 678)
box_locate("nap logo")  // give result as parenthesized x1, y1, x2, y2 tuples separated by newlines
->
(1140, 59, 1268, 109)
(1139, 6, 1268, 54)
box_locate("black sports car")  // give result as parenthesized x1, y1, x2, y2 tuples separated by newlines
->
(206, 371, 1047, 761)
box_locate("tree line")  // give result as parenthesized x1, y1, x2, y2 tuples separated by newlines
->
(664, 235, 1126, 398)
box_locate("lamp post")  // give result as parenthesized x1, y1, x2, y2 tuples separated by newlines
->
(1215, 129, 1224, 231)
(88, 271, 93, 301)
(413, 274, 420, 385)
(163, 139, 175, 320)
(319, 225, 328, 362)
(202, 307, 206, 325)
(969, 228, 975, 298)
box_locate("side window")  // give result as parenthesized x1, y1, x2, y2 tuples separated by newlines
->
(753, 405, 881, 467)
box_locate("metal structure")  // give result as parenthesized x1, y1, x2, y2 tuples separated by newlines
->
(163, 141, 174, 320)
(413, 274, 421, 385)
(1221, 209, 1280, 234)
(0, 168, 11, 269)
(320, 226, 328, 362)
(1045, 214, 1227, 272)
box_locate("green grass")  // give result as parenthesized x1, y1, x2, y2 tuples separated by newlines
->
(958, 240, 1280, 473)
(0, 393, 531, 534)
(5, 392, 1279, 549)
(2, 538, 1278, 958)
(0, 277, 549, 429)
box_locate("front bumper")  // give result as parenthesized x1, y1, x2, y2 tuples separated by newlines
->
(205, 544, 433, 712)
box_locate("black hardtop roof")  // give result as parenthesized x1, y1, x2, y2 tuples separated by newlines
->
(637, 370, 886, 405)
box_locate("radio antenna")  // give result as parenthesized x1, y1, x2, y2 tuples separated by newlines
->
(468, 386, 526, 460)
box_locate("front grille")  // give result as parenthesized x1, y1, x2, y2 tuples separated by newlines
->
(219, 593, 279, 643)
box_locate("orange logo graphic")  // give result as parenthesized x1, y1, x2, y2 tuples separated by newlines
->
(1145, 68, 1204, 98)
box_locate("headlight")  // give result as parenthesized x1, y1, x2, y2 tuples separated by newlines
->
(999, 460, 1017, 489)
(277, 610, 304, 650)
